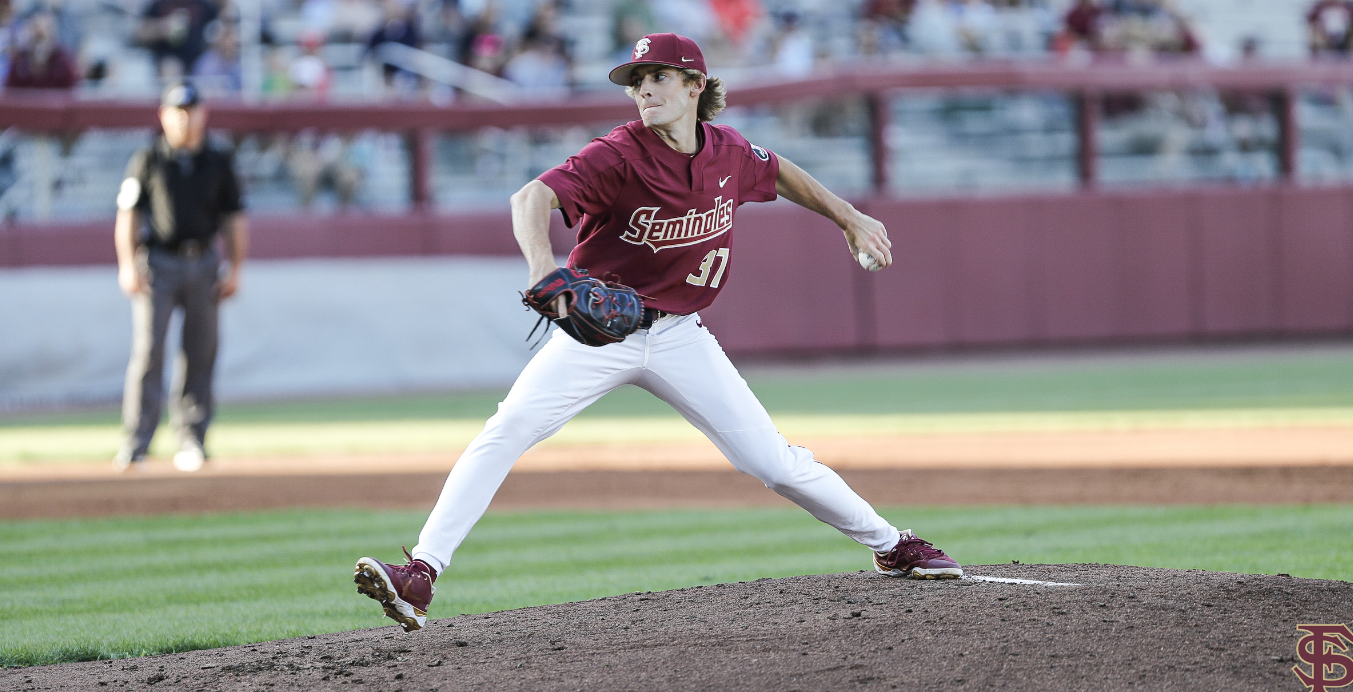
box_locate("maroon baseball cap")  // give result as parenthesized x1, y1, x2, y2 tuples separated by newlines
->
(608, 33, 706, 86)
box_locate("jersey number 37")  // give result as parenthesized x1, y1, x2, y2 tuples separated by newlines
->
(686, 248, 730, 288)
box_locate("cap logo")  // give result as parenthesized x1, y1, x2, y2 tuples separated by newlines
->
(633, 38, 651, 60)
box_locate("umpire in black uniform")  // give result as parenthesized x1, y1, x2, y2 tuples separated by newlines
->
(113, 82, 248, 472)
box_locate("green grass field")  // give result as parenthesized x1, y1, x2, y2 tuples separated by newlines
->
(3, 345, 1353, 667)
(2, 503, 1349, 667)
(5, 345, 1353, 464)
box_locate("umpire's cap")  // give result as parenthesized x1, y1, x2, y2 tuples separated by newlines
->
(609, 33, 706, 86)
(161, 81, 202, 109)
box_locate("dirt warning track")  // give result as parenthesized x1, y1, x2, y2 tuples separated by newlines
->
(4, 465, 1353, 520)
(4, 425, 1353, 519)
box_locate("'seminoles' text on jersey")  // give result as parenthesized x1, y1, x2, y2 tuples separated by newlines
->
(623, 196, 735, 252)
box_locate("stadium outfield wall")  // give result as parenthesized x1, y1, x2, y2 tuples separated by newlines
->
(5, 183, 1352, 358)
(14, 182, 1353, 407)
(709, 184, 1353, 353)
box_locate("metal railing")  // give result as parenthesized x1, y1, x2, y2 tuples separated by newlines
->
(4, 60, 1353, 210)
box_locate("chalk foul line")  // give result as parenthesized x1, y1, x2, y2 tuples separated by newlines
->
(963, 575, 1082, 586)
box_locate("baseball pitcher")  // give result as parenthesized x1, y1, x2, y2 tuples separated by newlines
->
(355, 33, 963, 632)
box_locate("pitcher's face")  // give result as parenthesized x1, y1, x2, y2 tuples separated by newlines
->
(631, 66, 702, 129)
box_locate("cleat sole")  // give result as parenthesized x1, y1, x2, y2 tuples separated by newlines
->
(354, 561, 426, 632)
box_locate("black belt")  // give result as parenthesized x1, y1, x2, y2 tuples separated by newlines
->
(153, 239, 208, 258)
(639, 308, 669, 329)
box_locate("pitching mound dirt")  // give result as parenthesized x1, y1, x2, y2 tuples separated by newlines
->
(7, 564, 1349, 691)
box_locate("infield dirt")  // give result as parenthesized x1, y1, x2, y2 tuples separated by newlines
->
(6, 564, 1348, 691)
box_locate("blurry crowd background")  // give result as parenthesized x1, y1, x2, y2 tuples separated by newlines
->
(4, 0, 1353, 222)
(0, 0, 1333, 101)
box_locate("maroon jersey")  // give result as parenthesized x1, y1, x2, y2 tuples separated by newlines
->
(537, 120, 779, 315)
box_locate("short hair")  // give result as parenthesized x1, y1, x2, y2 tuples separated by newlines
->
(625, 68, 727, 122)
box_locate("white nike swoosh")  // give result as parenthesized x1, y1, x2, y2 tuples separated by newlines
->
(681, 58, 695, 62)
(719, 176, 731, 188)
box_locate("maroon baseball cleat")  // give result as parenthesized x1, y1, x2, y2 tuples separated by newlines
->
(354, 548, 437, 631)
(873, 529, 963, 579)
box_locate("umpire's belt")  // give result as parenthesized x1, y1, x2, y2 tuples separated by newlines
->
(154, 239, 207, 259)
(639, 308, 669, 330)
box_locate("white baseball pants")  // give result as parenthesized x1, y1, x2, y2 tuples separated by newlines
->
(411, 313, 900, 574)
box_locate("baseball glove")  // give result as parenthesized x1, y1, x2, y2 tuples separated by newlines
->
(522, 267, 645, 347)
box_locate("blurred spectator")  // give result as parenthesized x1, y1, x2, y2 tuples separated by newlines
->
(290, 29, 331, 99)
(136, 0, 221, 80)
(503, 2, 569, 93)
(988, 0, 1056, 55)
(611, 0, 655, 63)
(771, 10, 813, 77)
(1308, 0, 1353, 56)
(892, 0, 1002, 56)
(467, 32, 505, 75)
(1141, 1, 1200, 56)
(1058, 0, 1105, 52)
(951, 0, 998, 54)
(460, 0, 505, 74)
(859, 0, 913, 55)
(368, 0, 421, 89)
(502, 30, 568, 95)
(192, 21, 242, 95)
(287, 131, 359, 209)
(422, 0, 468, 50)
(522, 0, 565, 50)
(4, 11, 77, 90)
(26, 0, 82, 58)
(1071, 0, 1199, 59)
(262, 45, 292, 97)
(709, 0, 762, 47)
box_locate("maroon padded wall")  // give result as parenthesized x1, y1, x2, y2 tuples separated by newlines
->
(6, 185, 1353, 354)
(694, 203, 862, 353)
(1277, 187, 1353, 331)
(700, 185, 1353, 353)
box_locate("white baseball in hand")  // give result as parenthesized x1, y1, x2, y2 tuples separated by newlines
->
(857, 250, 883, 272)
